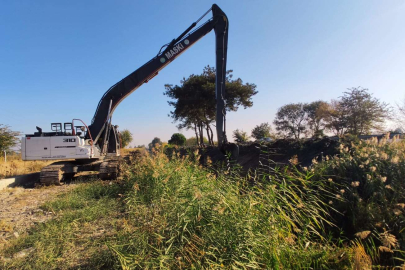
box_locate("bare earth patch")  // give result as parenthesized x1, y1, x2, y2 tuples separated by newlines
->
(0, 184, 76, 249)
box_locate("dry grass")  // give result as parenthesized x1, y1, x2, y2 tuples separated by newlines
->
(0, 155, 53, 179)
(120, 147, 144, 156)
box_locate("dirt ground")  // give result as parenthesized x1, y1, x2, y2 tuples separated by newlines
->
(0, 184, 76, 249)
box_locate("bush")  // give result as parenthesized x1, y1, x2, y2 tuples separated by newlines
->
(120, 129, 133, 148)
(311, 134, 405, 265)
(148, 137, 162, 150)
(233, 129, 249, 143)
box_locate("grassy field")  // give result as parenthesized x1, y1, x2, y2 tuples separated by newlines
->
(1, 138, 404, 269)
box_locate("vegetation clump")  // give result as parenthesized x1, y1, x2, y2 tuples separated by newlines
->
(120, 129, 133, 148)
(310, 134, 405, 265)
(108, 149, 349, 269)
(232, 128, 250, 143)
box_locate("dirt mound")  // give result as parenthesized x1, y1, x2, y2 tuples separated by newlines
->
(175, 138, 340, 172)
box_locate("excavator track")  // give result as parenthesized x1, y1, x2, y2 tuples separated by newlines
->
(40, 162, 74, 185)
(99, 158, 121, 180)
(40, 158, 122, 185)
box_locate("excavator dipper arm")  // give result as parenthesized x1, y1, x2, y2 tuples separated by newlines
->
(88, 4, 229, 148)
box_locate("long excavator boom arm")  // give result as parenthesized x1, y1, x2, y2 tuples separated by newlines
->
(88, 4, 228, 147)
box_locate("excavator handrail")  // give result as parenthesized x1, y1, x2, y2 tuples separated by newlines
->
(72, 119, 94, 156)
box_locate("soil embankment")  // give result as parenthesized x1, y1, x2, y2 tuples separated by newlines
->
(178, 137, 340, 172)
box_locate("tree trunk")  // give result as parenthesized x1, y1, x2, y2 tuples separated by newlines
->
(205, 122, 215, 145)
(208, 124, 214, 145)
(205, 124, 212, 146)
(199, 122, 205, 147)
(194, 123, 200, 146)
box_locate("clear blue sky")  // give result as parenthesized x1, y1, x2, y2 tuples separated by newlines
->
(1, 0, 404, 146)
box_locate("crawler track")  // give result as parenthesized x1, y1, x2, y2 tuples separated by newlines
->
(99, 159, 121, 180)
(40, 162, 74, 185)
(39, 157, 123, 185)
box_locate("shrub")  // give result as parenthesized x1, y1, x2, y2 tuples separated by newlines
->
(232, 129, 249, 143)
(311, 134, 405, 265)
(120, 129, 133, 148)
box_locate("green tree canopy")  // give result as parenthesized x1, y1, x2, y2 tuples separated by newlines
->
(338, 87, 390, 135)
(323, 100, 348, 136)
(168, 133, 186, 146)
(164, 66, 258, 146)
(120, 129, 133, 148)
(304, 101, 330, 138)
(233, 129, 249, 143)
(251, 123, 273, 140)
(273, 104, 307, 140)
(0, 124, 20, 153)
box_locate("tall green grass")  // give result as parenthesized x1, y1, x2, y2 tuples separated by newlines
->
(2, 149, 357, 269)
(108, 150, 352, 269)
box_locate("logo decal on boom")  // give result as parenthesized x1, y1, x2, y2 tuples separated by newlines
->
(165, 42, 186, 60)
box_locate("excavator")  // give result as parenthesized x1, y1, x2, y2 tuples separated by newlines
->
(21, 4, 236, 185)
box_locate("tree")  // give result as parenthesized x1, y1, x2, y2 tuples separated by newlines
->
(0, 124, 20, 153)
(120, 129, 133, 148)
(323, 100, 348, 136)
(251, 123, 273, 140)
(304, 101, 330, 138)
(148, 137, 162, 150)
(338, 87, 390, 135)
(164, 66, 258, 146)
(168, 133, 186, 146)
(233, 129, 249, 143)
(273, 104, 307, 140)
